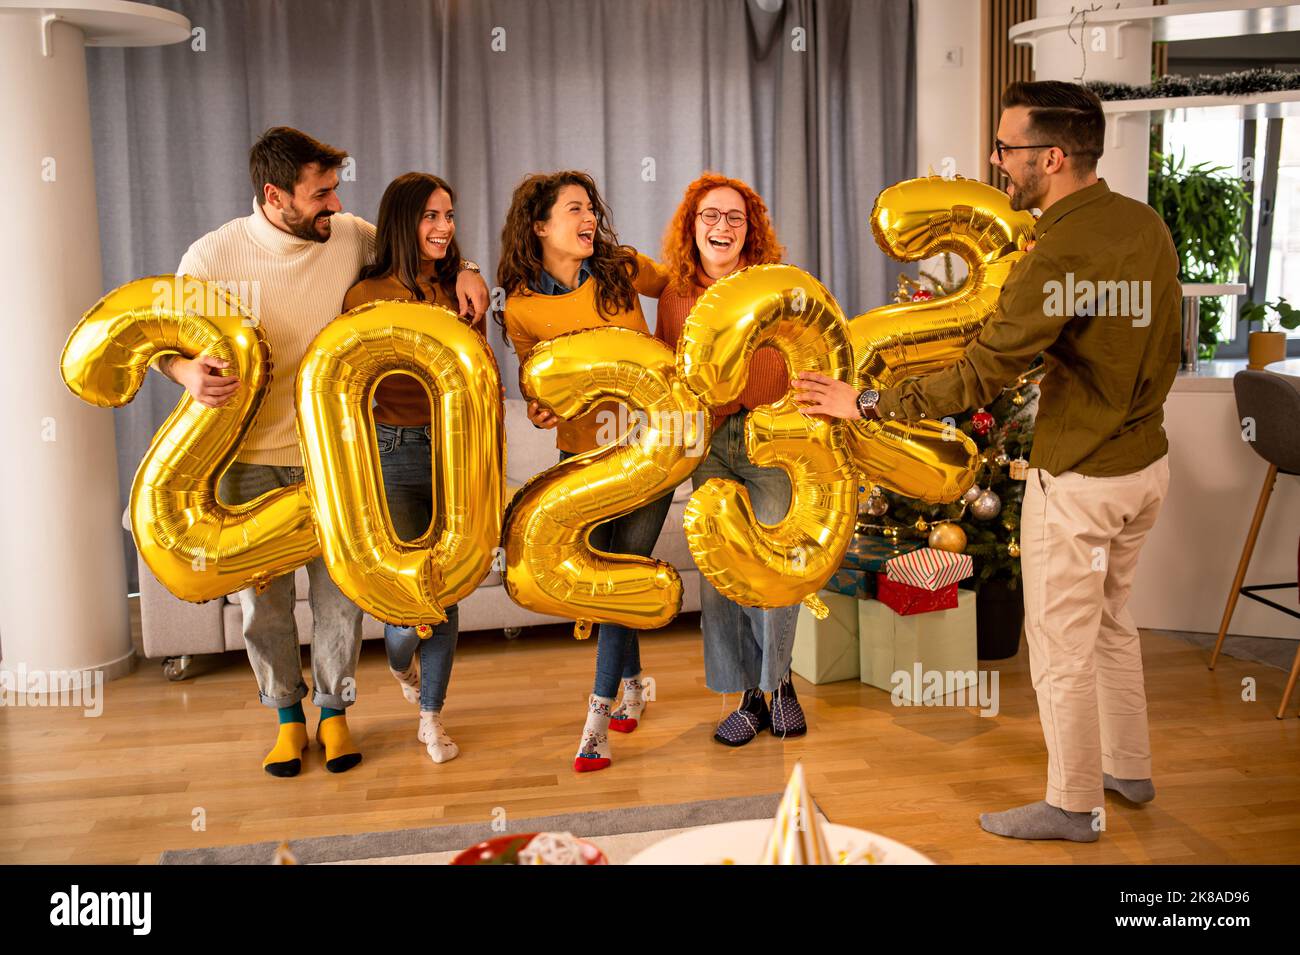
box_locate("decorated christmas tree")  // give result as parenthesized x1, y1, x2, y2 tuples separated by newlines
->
(857, 261, 1041, 591)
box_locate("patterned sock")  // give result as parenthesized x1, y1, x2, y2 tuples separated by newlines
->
(316, 710, 362, 773)
(609, 675, 647, 733)
(263, 716, 308, 777)
(391, 658, 420, 705)
(418, 710, 459, 763)
(574, 694, 613, 773)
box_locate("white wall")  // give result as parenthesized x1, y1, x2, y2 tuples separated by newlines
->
(914, 0, 986, 180)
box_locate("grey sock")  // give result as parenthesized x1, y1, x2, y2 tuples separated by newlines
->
(979, 801, 1099, 843)
(1104, 772, 1155, 804)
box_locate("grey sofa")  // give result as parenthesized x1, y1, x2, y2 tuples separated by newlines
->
(134, 398, 701, 678)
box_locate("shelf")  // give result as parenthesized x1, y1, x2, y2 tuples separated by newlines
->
(0, 0, 191, 47)
(1010, 1, 1300, 46)
(1103, 88, 1300, 120)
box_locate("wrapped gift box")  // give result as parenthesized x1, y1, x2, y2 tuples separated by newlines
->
(884, 546, 974, 591)
(859, 590, 977, 702)
(841, 535, 926, 573)
(823, 567, 876, 600)
(875, 574, 958, 615)
(792, 590, 860, 684)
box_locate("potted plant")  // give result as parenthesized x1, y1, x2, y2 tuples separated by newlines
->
(1240, 297, 1298, 369)
(1148, 151, 1251, 360)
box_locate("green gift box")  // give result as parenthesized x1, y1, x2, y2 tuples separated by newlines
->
(792, 590, 860, 684)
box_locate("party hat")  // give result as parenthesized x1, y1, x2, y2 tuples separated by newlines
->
(759, 762, 832, 865)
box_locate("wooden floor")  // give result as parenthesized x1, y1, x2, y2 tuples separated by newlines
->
(2, 602, 1298, 864)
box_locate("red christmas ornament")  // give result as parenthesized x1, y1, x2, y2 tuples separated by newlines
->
(910, 288, 934, 302)
(972, 408, 995, 435)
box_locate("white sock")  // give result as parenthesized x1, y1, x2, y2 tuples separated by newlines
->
(391, 659, 419, 705)
(576, 695, 613, 764)
(418, 710, 459, 763)
(612, 675, 646, 723)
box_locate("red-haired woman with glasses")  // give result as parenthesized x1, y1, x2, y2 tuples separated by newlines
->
(654, 172, 806, 747)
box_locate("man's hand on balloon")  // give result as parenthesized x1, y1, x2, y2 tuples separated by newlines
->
(172, 354, 240, 409)
(794, 371, 875, 420)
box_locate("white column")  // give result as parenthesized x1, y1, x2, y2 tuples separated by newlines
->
(0, 2, 189, 691)
(1031, 0, 1153, 201)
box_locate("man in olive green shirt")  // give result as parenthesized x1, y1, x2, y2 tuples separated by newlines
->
(798, 81, 1181, 842)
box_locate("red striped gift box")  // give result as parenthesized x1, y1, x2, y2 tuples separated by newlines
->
(884, 546, 974, 591)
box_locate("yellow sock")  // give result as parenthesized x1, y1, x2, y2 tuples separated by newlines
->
(263, 721, 308, 777)
(316, 715, 362, 773)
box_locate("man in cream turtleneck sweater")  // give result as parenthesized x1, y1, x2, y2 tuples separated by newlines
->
(155, 127, 488, 777)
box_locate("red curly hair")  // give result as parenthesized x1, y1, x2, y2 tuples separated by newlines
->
(661, 172, 784, 295)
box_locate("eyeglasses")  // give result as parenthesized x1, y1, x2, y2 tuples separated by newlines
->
(698, 208, 747, 227)
(994, 138, 1068, 162)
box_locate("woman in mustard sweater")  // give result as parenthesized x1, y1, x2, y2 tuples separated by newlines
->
(343, 172, 484, 764)
(498, 170, 671, 773)
(653, 173, 805, 747)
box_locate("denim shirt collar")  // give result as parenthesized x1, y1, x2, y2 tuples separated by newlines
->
(532, 259, 593, 295)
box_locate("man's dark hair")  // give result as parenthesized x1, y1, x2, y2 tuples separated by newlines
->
(1001, 81, 1105, 173)
(249, 127, 348, 205)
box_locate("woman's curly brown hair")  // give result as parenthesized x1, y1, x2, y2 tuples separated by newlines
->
(495, 171, 638, 336)
(661, 172, 784, 295)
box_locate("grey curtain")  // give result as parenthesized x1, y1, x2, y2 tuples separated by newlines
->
(87, 0, 915, 588)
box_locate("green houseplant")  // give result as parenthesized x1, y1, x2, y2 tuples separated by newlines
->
(1148, 151, 1251, 359)
(1240, 297, 1299, 369)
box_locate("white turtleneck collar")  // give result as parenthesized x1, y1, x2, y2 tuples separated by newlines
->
(245, 198, 320, 255)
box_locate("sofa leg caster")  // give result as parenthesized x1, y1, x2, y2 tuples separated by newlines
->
(503, 627, 522, 641)
(162, 655, 194, 681)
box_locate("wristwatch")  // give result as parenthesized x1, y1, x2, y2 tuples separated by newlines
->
(459, 260, 481, 273)
(855, 388, 880, 420)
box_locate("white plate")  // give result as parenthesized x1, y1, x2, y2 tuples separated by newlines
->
(625, 820, 934, 865)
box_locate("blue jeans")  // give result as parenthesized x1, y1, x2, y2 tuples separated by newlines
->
(376, 422, 457, 712)
(559, 450, 674, 699)
(692, 412, 799, 694)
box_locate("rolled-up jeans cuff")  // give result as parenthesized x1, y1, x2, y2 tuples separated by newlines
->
(259, 682, 309, 710)
(311, 689, 356, 710)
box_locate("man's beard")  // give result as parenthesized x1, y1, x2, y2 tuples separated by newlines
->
(282, 203, 332, 243)
(1007, 167, 1045, 212)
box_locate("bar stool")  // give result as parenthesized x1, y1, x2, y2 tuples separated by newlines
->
(1209, 369, 1300, 719)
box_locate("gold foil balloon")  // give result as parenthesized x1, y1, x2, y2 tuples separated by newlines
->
(297, 301, 504, 628)
(60, 275, 319, 601)
(677, 264, 858, 613)
(847, 176, 1036, 502)
(504, 327, 709, 637)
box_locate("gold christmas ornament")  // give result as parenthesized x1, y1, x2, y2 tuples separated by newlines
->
(928, 522, 967, 554)
(1012, 392, 1026, 406)
(914, 517, 929, 532)
(1008, 539, 1021, 558)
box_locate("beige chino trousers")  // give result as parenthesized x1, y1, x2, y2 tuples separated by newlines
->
(1020, 454, 1170, 813)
